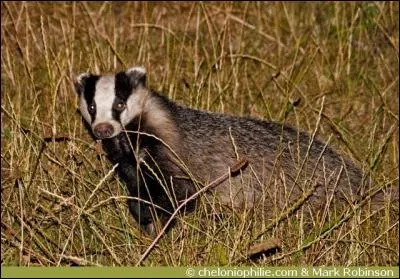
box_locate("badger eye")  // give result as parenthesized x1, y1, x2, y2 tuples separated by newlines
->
(114, 102, 126, 111)
(88, 104, 95, 114)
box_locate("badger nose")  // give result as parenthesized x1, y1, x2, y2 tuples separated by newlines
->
(93, 123, 114, 139)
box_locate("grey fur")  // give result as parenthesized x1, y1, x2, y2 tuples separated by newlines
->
(74, 67, 370, 235)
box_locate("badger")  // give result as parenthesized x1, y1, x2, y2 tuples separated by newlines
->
(73, 67, 369, 236)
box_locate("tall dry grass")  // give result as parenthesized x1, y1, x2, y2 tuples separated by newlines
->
(1, 1, 398, 266)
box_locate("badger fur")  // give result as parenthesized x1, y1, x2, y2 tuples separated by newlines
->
(73, 67, 369, 236)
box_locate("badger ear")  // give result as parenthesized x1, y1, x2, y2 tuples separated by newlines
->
(125, 67, 146, 88)
(73, 73, 90, 95)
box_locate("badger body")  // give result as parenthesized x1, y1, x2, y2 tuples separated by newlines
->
(74, 67, 365, 235)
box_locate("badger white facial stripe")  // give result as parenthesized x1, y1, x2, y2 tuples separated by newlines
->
(94, 75, 122, 137)
(93, 75, 115, 124)
(120, 89, 146, 127)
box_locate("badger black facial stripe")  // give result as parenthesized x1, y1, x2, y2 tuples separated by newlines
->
(112, 97, 125, 122)
(83, 75, 100, 108)
(115, 71, 133, 101)
(77, 74, 100, 125)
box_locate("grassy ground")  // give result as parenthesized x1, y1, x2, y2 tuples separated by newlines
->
(1, 1, 398, 266)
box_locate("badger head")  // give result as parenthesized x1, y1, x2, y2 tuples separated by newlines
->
(73, 67, 147, 139)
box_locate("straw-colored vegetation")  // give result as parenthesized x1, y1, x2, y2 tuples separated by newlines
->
(1, 1, 398, 266)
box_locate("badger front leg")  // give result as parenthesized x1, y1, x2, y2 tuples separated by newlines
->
(127, 199, 158, 236)
(122, 162, 172, 237)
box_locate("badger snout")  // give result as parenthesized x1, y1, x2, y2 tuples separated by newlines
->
(93, 123, 114, 139)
